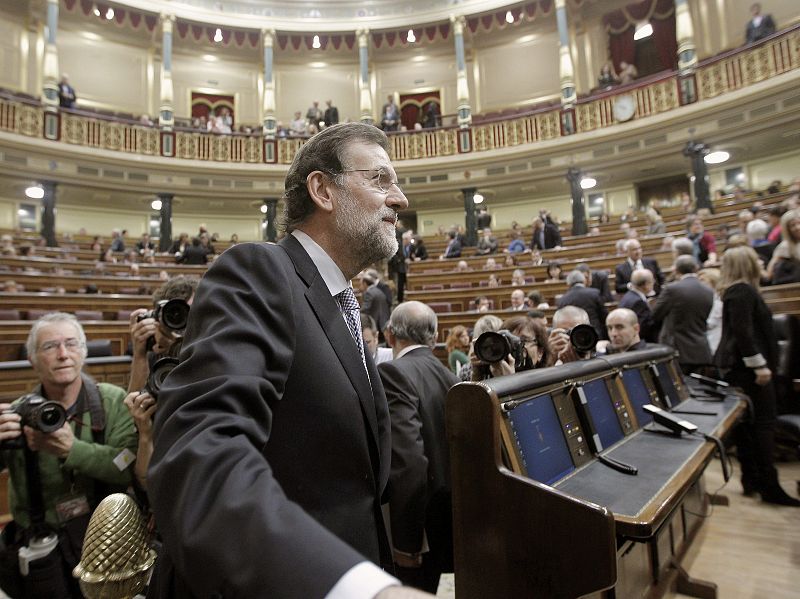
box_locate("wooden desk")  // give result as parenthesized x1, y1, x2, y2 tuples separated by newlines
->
(0, 357, 133, 400)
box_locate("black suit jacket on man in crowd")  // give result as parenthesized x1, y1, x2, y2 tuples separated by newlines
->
(531, 222, 562, 250)
(746, 14, 776, 44)
(362, 284, 391, 336)
(619, 289, 657, 342)
(652, 275, 714, 368)
(378, 346, 459, 591)
(614, 257, 664, 295)
(556, 285, 608, 339)
(148, 236, 392, 598)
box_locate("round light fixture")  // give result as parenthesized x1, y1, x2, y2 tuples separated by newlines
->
(506, 11, 514, 24)
(580, 177, 597, 190)
(260, 204, 268, 214)
(151, 199, 162, 210)
(473, 193, 484, 204)
(213, 28, 223, 43)
(633, 22, 653, 41)
(25, 185, 44, 199)
(93, 7, 100, 17)
(704, 151, 730, 164)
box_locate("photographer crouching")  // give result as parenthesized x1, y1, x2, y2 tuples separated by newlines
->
(470, 314, 552, 380)
(0, 313, 137, 599)
(125, 276, 196, 492)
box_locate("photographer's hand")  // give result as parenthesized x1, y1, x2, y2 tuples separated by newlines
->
(489, 354, 516, 378)
(130, 309, 156, 357)
(25, 422, 74, 458)
(124, 392, 156, 439)
(0, 411, 21, 442)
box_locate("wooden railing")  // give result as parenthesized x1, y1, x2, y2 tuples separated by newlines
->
(0, 25, 797, 165)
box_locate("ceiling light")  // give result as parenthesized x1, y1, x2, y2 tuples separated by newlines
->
(506, 11, 514, 24)
(213, 28, 223, 43)
(312, 35, 321, 49)
(704, 151, 730, 164)
(594, 197, 604, 205)
(25, 185, 44, 199)
(93, 7, 100, 17)
(580, 177, 597, 189)
(151, 199, 162, 210)
(105, 7, 114, 20)
(473, 193, 484, 204)
(633, 22, 653, 41)
(202, 54, 217, 62)
(407, 29, 416, 43)
(260, 204, 268, 214)
(308, 62, 327, 68)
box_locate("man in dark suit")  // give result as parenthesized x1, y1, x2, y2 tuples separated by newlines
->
(614, 239, 664, 295)
(148, 123, 427, 598)
(360, 271, 391, 341)
(745, 3, 776, 44)
(389, 222, 408, 302)
(439, 230, 462, 259)
(618, 268, 657, 342)
(530, 216, 562, 250)
(379, 301, 459, 593)
(556, 270, 608, 339)
(652, 255, 714, 373)
(323, 99, 339, 127)
(576, 262, 613, 302)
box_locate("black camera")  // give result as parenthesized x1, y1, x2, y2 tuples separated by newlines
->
(474, 330, 532, 371)
(0, 393, 67, 449)
(137, 298, 191, 332)
(143, 357, 179, 400)
(567, 324, 599, 354)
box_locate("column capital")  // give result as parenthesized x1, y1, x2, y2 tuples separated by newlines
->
(450, 14, 466, 32)
(46, 0, 58, 5)
(261, 28, 275, 45)
(357, 29, 370, 46)
(555, 0, 567, 10)
(160, 13, 176, 24)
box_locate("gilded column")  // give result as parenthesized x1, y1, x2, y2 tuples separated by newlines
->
(357, 29, 373, 123)
(262, 29, 277, 138)
(42, 0, 60, 110)
(159, 14, 176, 130)
(451, 15, 472, 128)
(676, 0, 698, 104)
(555, 0, 576, 107)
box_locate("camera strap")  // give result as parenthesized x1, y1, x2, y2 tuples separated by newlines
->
(74, 374, 106, 444)
(23, 446, 48, 537)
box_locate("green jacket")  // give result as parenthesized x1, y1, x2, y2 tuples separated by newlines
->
(0, 381, 137, 529)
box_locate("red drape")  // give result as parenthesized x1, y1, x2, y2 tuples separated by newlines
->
(609, 29, 635, 73)
(652, 13, 677, 71)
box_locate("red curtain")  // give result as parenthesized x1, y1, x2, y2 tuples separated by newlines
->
(609, 29, 635, 73)
(191, 92, 235, 126)
(399, 91, 441, 130)
(652, 14, 677, 71)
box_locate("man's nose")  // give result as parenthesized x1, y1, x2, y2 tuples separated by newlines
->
(387, 187, 409, 210)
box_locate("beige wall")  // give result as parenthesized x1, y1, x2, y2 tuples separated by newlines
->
(277, 63, 359, 125)
(0, 197, 19, 230)
(171, 215, 262, 241)
(376, 53, 458, 116)
(708, 148, 800, 192)
(0, 18, 25, 92)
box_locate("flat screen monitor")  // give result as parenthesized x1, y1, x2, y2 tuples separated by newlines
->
(581, 379, 625, 450)
(621, 368, 654, 427)
(507, 394, 575, 485)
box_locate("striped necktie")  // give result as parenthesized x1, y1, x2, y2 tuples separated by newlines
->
(335, 287, 367, 369)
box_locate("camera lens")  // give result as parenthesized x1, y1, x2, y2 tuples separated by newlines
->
(145, 357, 179, 398)
(159, 299, 191, 331)
(570, 324, 599, 353)
(33, 403, 67, 433)
(475, 331, 510, 364)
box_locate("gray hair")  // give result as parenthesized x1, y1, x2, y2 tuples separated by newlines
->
(552, 306, 590, 328)
(631, 268, 654, 287)
(472, 314, 503, 338)
(282, 123, 390, 232)
(566, 270, 586, 286)
(26, 312, 87, 365)
(388, 301, 437, 347)
(675, 254, 699, 274)
(745, 218, 768, 241)
(672, 237, 694, 256)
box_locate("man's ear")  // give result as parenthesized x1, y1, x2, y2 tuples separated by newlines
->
(384, 326, 396, 348)
(306, 171, 336, 215)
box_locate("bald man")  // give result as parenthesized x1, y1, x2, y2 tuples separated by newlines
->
(618, 268, 657, 341)
(606, 308, 648, 353)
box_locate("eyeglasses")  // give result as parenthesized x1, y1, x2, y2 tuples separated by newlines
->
(339, 168, 403, 195)
(38, 338, 84, 354)
(519, 336, 539, 346)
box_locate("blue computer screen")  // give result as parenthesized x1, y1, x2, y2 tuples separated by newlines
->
(622, 369, 653, 426)
(582, 379, 624, 450)
(507, 394, 575, 485)
(657, 362, 681, 408)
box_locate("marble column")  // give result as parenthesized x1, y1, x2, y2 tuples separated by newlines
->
(159, 14, 176, 130)
(41, 181, 57, 247)
(462, 188, 477, 247)
(357, 30, 373, 123)
(451, 16, 472, 128)
(158, 193, 174, 252)
(42, 0, 59, 110)
(555, 0, 577, 107)
(262, 29, 277, 138)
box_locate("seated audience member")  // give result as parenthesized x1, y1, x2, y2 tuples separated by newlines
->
(473, 295, 491, 313)
(505, 232, 526, 254)
(136, 233, 155, 255)
(454, 260, 471, 273)
(378, 302, 459, 592)
(575, 262, 613, 302)
(511, 269, 528, 286)
(746, 218, 776, 265)
(556, 270, 607, 340)
(410, 235, 428, 261)
(199, 232, 216, 256)
(598, 62, 619, 87)
(476, 228, 498, 255)
(110, 228, 125, 252)
(487, 274, 500, 288)
(360, 314, 392, 365)
(732, 209, 755, 237)
(504, 254, 517, 268)
(446, 325, 470, 375)
(653, 255, 714, 374)
(529, 249, 544, 266)
(510, 288, 526, 311)
(697, 268, 723, 354)
(547, 306, 595, 366)
(439, 231, 462, 259)
(645, 209, 666, 235)
(544, 261, 564, 283)
(0, 313, 137, 595)
(618, 269, 657, 342)
(745, 2, 776, 44)
(766, 205, 785, 244)
(359, 271, 391, 341)
(482, 257, 499, 270)
(766, 208, 800, 284)
(614, 239, 664, 295)
(604, 308, 648, 353)
(526, 290, 547, 310)
(672, 236, 694, 259)
(289, 111, 307, 137)
(687, 217, 718, 265)
(2, 280, 20, 293)
(169, 232, 190, 256)
(618, 61, 638, 84)
(177, 237, 208, 265)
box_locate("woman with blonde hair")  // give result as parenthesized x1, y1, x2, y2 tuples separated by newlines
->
(445, 325, 470, 375)
(766, 208, 800, 284)
(715, 246, 799, 506)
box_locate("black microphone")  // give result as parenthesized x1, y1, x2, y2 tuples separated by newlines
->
(642, 404, 698, 435)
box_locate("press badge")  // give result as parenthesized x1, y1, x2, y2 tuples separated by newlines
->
(113, 448, 136, 471)
(55, 494, 90, 524)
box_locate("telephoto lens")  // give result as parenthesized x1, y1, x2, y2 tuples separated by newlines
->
(153, 298, 191, 331)
(569, 324, 599, 354)
(144, 357, 180, 399)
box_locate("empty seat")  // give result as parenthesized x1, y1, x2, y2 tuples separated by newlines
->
(25, 310, 49, 321)
(0, 309, 21, 320)
(428, 302, 453, 314)
(116, 310, 133, 322)
(86, 339, 113, 358)
(75, 310, 103, 321)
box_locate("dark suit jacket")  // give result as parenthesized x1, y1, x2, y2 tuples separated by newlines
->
(378, 346, 458, 571)
(556, 284, 608, 339)
(362, 284, 391, 333)
(714, 282, 778, 372)
(614, 257, 664, 294)
(619, 289, 657, 342)
(530, 223, 562, 250)
(149, 237, 392, 598)
(178, 244, 208, 265)
(444, 238, 462, 258)
(590, 270, 613, 303)
(652, 275, 713, 366)
(323, 106, 339, 127)
(746, 14, 776, 44)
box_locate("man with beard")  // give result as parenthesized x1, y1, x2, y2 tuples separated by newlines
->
(148, 124, 429, 598)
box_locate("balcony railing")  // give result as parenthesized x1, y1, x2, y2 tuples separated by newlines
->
(0, 25, 797, 166)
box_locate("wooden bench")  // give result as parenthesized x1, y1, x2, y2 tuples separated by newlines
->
(0, 356, 133, 400)
(0, 321, 132, 362)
